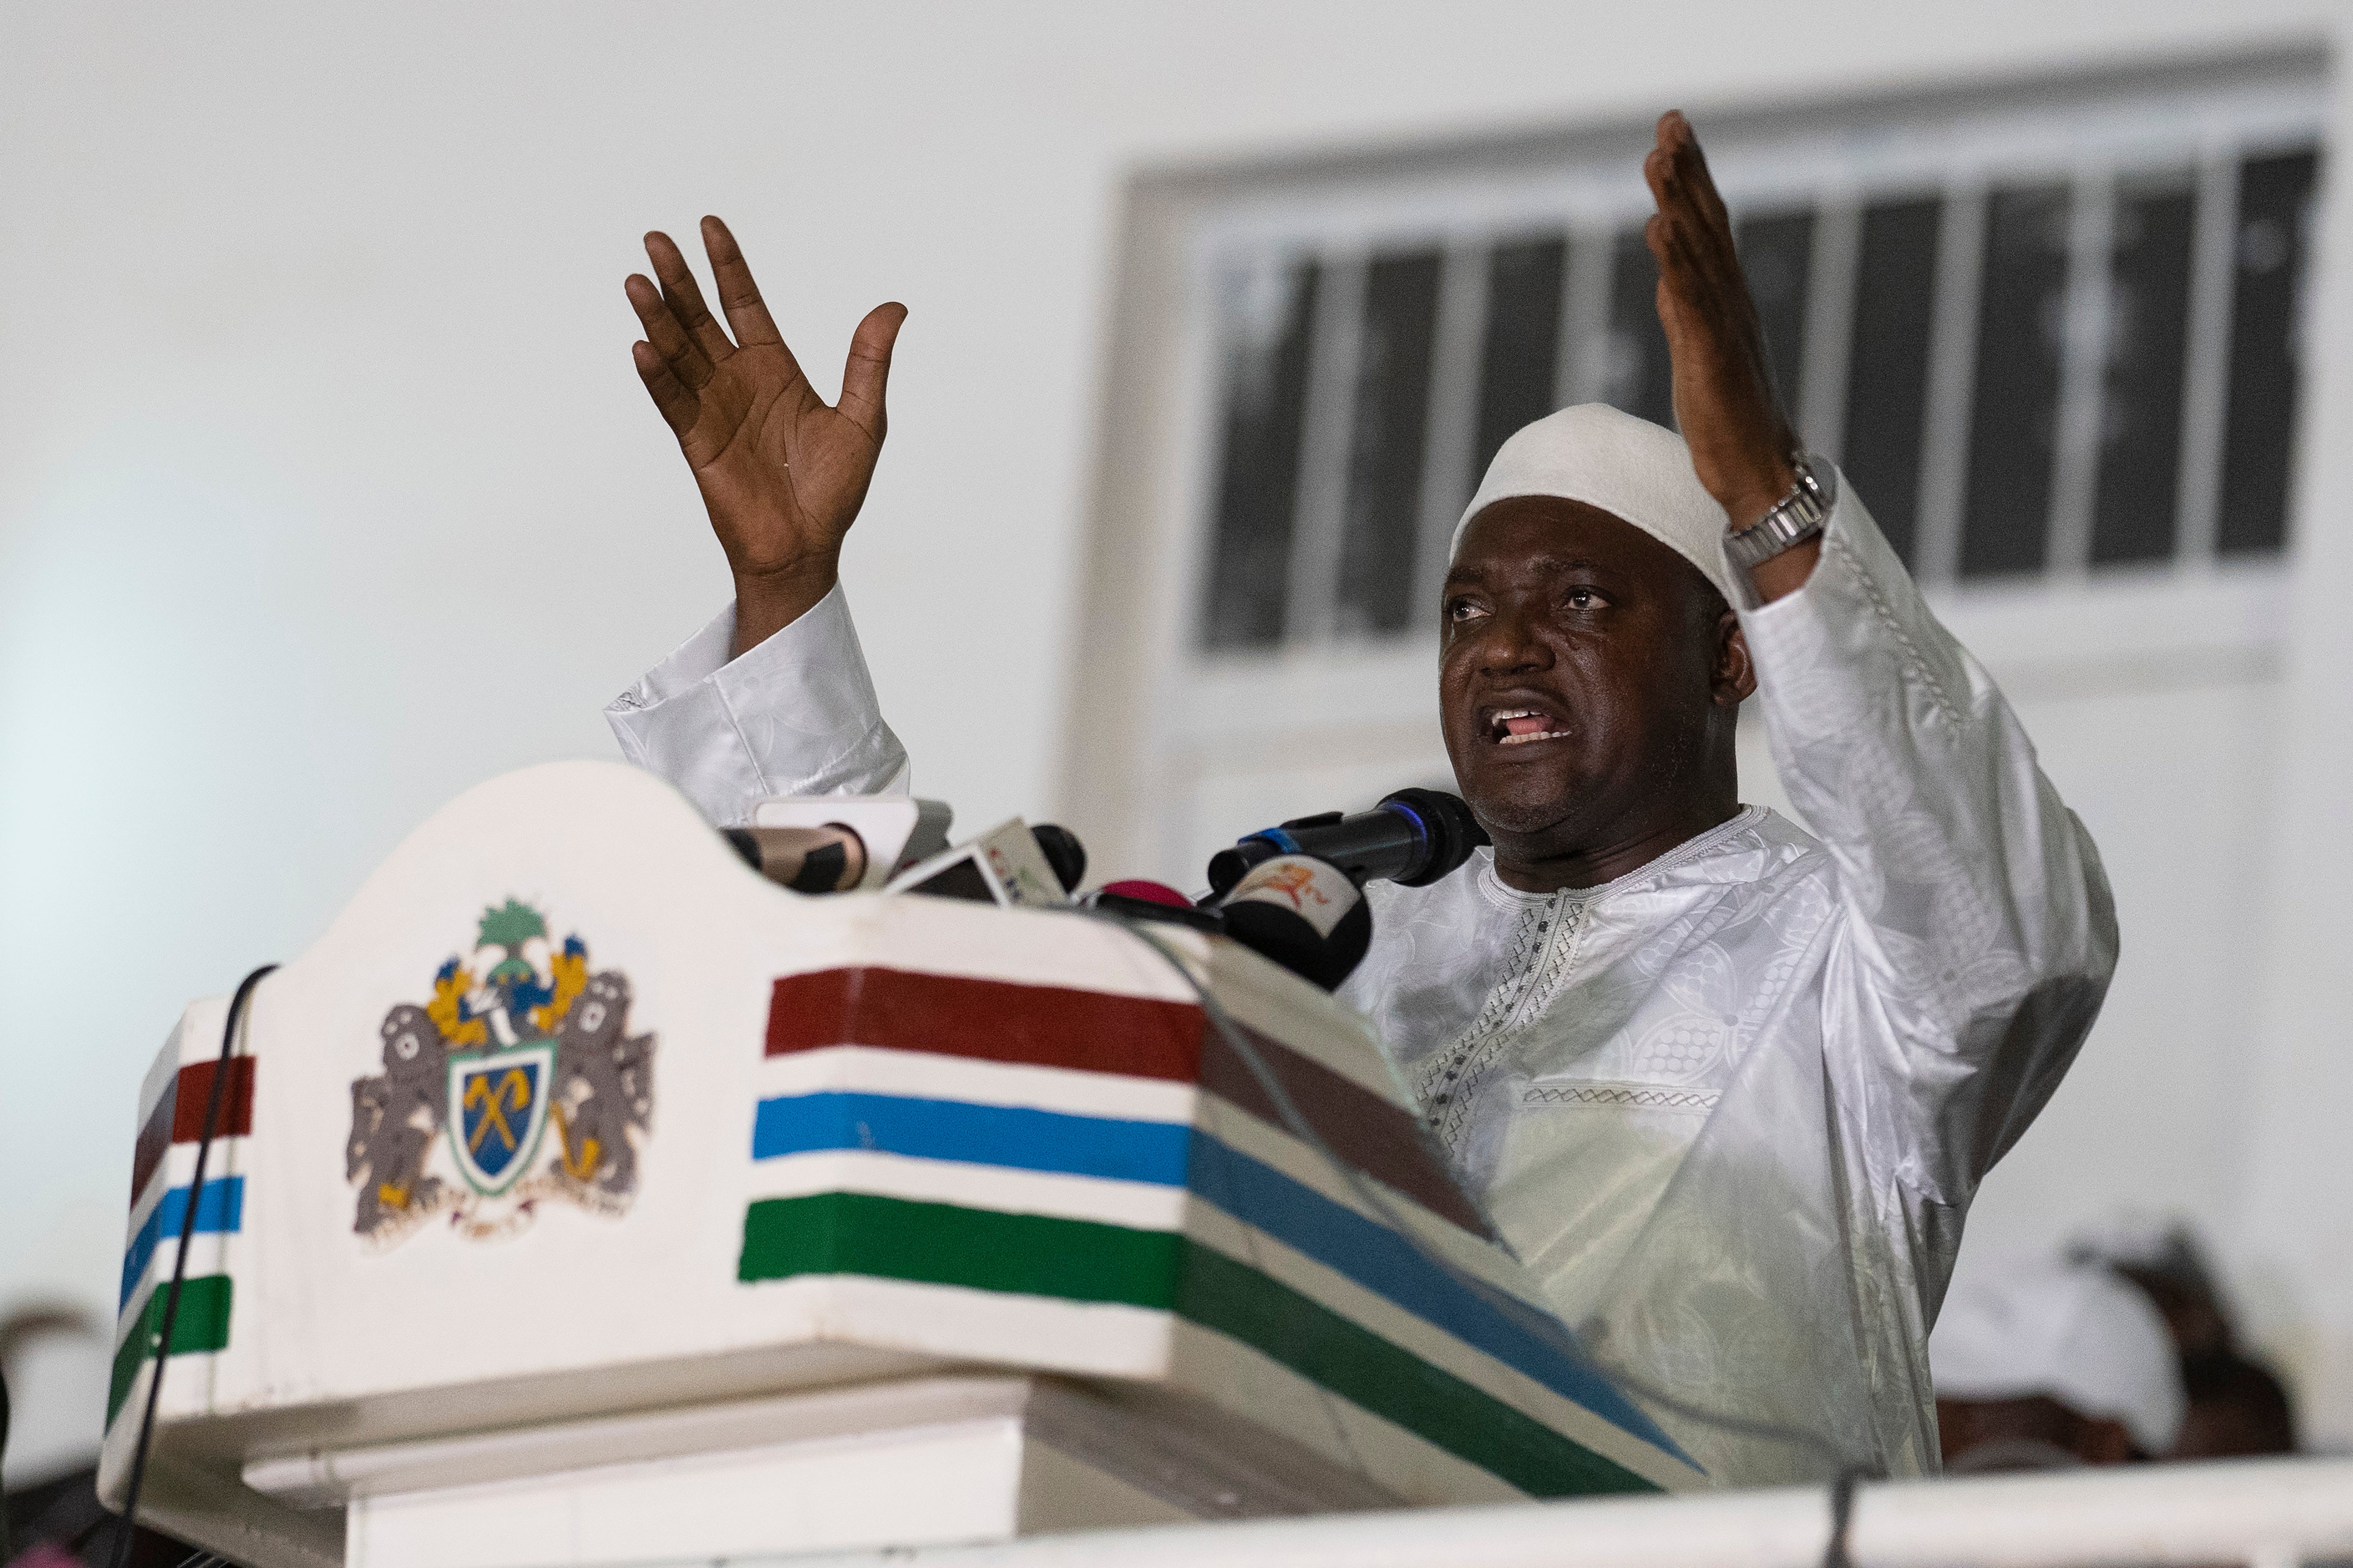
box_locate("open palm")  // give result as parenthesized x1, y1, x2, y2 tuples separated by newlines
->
(626, 216, 906, 650)
(1640, 113, 1798, 527)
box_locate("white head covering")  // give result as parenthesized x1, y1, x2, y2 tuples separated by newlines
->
(1930, 1257, 2186, 1455)
(1450, 403, 1735, 605)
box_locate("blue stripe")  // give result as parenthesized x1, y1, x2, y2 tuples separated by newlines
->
(751, 1092, 1190, 1187)
(120, 1177, 244, 1311)
(1182, 1131, 1690, 1465)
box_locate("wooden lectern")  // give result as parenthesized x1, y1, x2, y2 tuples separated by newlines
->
(101, 762, 1697, 1568)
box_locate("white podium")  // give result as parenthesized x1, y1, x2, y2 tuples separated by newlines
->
(100, 763, 1696, 1568)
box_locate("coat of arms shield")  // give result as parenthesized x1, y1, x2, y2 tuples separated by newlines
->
(449, 1044, 555, 1195)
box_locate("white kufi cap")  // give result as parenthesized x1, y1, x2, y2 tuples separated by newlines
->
(1930, 1257, 2186, 1455)
(1451, 403, 1735, 605)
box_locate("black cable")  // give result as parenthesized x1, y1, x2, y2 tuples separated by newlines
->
(109, 964, 277, 1568)
(1822, 1465, 1866, 1568)
(1075, 907, 1861, 1477)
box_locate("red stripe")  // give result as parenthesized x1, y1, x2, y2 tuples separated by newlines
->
(173, 1058, 255, 1143)
(767, 967, 1202, 1080)
(131, 1059, 256, 1210)
(129, 1079, 179, 1210)
(763, 967, 1488, 1236)
(1202, 1022, 1492, 1238)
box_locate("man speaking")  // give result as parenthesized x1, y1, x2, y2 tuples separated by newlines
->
(605, 114, 2117, 1486)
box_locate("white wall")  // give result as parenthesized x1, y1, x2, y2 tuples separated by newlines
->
(3, 0, 2346, 1468)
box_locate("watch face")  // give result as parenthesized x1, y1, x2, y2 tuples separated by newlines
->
(1796, 453, 1838, 510)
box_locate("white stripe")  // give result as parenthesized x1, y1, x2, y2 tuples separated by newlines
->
(755, 1046, 1198, 1124)
(746, 1150, 1190, 1233)
(2175, 149, 2240, 565)
(2047, 167, 2115, 579)
(1798, 195, 1862, 465)
(1915, 178, 1988, 588)
(738, 1274, 1175, 1382)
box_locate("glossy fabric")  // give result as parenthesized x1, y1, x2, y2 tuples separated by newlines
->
(606, 582, 909, 822)
(605, 480, 2116, 1486)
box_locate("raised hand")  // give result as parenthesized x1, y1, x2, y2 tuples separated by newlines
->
(627, 216, 907, 655)
(1642, 114, 1807, 552)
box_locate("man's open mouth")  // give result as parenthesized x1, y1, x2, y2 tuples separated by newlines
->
(1483, 705, 1573, 747)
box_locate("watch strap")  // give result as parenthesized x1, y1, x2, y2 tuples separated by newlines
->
(1725, 454, 1836, 572)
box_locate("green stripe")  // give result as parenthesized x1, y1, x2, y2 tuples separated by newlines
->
(1175, 1244, 1653, 1496)
(736, 1194, 1653, 1496)
(740, 1193, 1181, 1306)
(107, 1274, 233, 1425)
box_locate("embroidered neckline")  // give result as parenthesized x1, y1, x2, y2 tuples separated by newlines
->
(1418, 894, 1593, 1150)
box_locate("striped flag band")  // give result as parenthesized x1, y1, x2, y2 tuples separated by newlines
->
(745, 965, 1697, 1496)
(112, 1056, 253, 1426)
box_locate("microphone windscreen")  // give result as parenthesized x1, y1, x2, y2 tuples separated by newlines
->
(1098, 879, 1194, 910)
(1031, 824, 1088, 893)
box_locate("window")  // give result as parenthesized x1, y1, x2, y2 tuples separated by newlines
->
(1191, 68, 2322, 652)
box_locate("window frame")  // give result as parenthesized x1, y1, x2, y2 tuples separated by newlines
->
(1062, 49, 2323, 885)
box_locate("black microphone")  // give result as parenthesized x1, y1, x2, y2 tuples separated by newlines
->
(1213, 855, 1371, 990)
(1206, 788, 1486, 898)
(1029, 824, 1087, 895)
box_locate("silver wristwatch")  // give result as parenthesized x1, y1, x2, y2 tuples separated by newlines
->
(1724, 453, 1836, 572)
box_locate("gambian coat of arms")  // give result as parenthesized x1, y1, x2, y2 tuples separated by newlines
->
(344, 899, 655, 1245)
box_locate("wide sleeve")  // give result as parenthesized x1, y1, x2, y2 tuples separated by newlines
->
(1732, 477, 2119, 1208)
(604, 581, 909, 827)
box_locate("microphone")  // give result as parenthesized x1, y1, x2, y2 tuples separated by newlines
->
(1083, 879, 1226, 933)
(1097, 878, 1193, 910)
(1084, 873, 1364, 991)
(1214, 855, 1371, 990)
(724, 825, 869, 893)
(1206, 788, 1486, 897)
(888, 819, 1089, 908)
(1029, 824, 1087, 897)
(750, 795, 954, 888)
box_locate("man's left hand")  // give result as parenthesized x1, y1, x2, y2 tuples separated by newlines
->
(1644, 111, 1818, 597)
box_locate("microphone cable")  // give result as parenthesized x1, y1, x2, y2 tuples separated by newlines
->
(109, 963, 276, 1568)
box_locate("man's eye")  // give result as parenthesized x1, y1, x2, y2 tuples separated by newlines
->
(1447, 600, 1489, 623)
(1564, 589, 1603, 610)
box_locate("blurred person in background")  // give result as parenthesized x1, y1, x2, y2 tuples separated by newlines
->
(0, 1308, 191, 1566)
(2072, 1218, 2299, 1460)
(601, 112, 2117, 1486)
(2174, 1358, 2297, 1461)
(1931, 1256, 2185, 1471)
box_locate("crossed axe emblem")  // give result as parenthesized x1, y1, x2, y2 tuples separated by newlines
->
(464, 1068, 535, 1157)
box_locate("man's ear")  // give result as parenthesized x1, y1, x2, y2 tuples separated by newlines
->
(1713, 611, 1757, 706)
